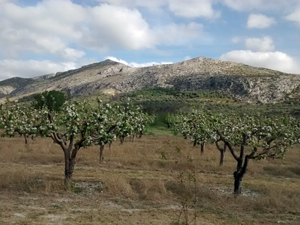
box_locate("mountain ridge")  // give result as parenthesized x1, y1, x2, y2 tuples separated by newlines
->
(0, 57, 299, 103)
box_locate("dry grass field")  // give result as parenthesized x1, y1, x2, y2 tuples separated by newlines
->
(0, 133, 300, 224)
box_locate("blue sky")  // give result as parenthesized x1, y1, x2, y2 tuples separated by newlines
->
(0, 0, 300, 80)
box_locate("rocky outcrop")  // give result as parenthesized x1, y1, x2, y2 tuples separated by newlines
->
(0, 57, 299, 103)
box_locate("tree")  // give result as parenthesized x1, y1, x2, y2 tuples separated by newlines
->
(1, 100, 93, 184)
(49, 100, 94, 183)
(130, 106, 154, 140)
(90, 99, 117, 162)
(172, 109, 300, 194)
(33, 90, 67, 112)
(172, 109, 216, 155)
(215, 139, 227, 166)
(1, 99, 153, 183)
(114, 103, 153, 144)
(89, 100, 154, 162)
(0, 102, 54, 144)
(213, 114, 300, 194)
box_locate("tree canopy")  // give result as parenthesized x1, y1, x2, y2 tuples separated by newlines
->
(33, 90, 67, 112)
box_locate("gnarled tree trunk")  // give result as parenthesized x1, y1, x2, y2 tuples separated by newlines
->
(51, 133, 82, 185)
(233, 155, 251, 194)
(63, 144, 80, 185)
(222, 134, 252, 194)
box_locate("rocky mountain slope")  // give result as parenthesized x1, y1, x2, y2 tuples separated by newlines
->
(0, 56, 299, 103)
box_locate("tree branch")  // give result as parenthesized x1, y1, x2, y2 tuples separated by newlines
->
(51, 132, 67, 151)
(217, 131, 239, 161)
(223, 139, 239, 161)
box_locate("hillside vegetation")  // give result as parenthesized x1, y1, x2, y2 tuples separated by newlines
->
(111, 88, 300, 118)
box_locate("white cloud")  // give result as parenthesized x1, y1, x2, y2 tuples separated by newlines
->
(99, 0, 220, 19)
(97, 0, 166, 11)
(2, 0, 85, 39)
(223, 0, 298, 12)
(0, 0, 205, 57)
(245, 36, 275, 52)
(105, 56, 172, 68)
(129, 61, 173, 67)
(2, 0, 206, 79)
(62, 48, 86, 61)
(0, 0, 85, 59)
(105, 57, 129, 66)
(168, 0, 220, 19)
(247, 14, 276, 29)
(0, 60, 77, 80)
(220, 50, 300, 74)
(0, 1, 158, 56)
(155, 22, 204, 45)
(85, 4, 157, 50)
(286, 8, 300, 26)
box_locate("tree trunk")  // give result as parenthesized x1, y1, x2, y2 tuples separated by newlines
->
(139, 130, 143, 138)
(131, 135, 135, 142)
(51, 133, 82, 185)
(219, 149, 225, 166)
(64, 155, 76, 184)
(233, 155, 251, 194)
(233, 171, 243, 194)
(215, 140, 226, 165)
(120, 137, 125, 144)
(24, 135, 28, 145)
(109, 142, 112, 150)
(99, 145, 105, 163)
(219, 142, 226, 165)
(200, 143, 205, 154)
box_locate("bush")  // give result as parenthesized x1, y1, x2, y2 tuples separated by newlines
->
(33, 90, 67, 112)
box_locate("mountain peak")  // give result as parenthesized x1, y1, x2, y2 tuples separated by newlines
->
(103, 59, 121, 64)
(80, 59, 124, 69)
(0, 56, 299, 104)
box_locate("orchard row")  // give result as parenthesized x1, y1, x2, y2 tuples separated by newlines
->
(1, 99, 300, 194)
(0, 99, 154, 182)
(171, 109, 300, 193)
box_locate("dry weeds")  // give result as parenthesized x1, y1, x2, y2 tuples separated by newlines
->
(0, 134, 300, 224)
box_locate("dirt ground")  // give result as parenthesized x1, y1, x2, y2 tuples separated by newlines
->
(0, 135, 300, 224)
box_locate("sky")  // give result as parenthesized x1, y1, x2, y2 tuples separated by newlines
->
(0, 0, 300, 80)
